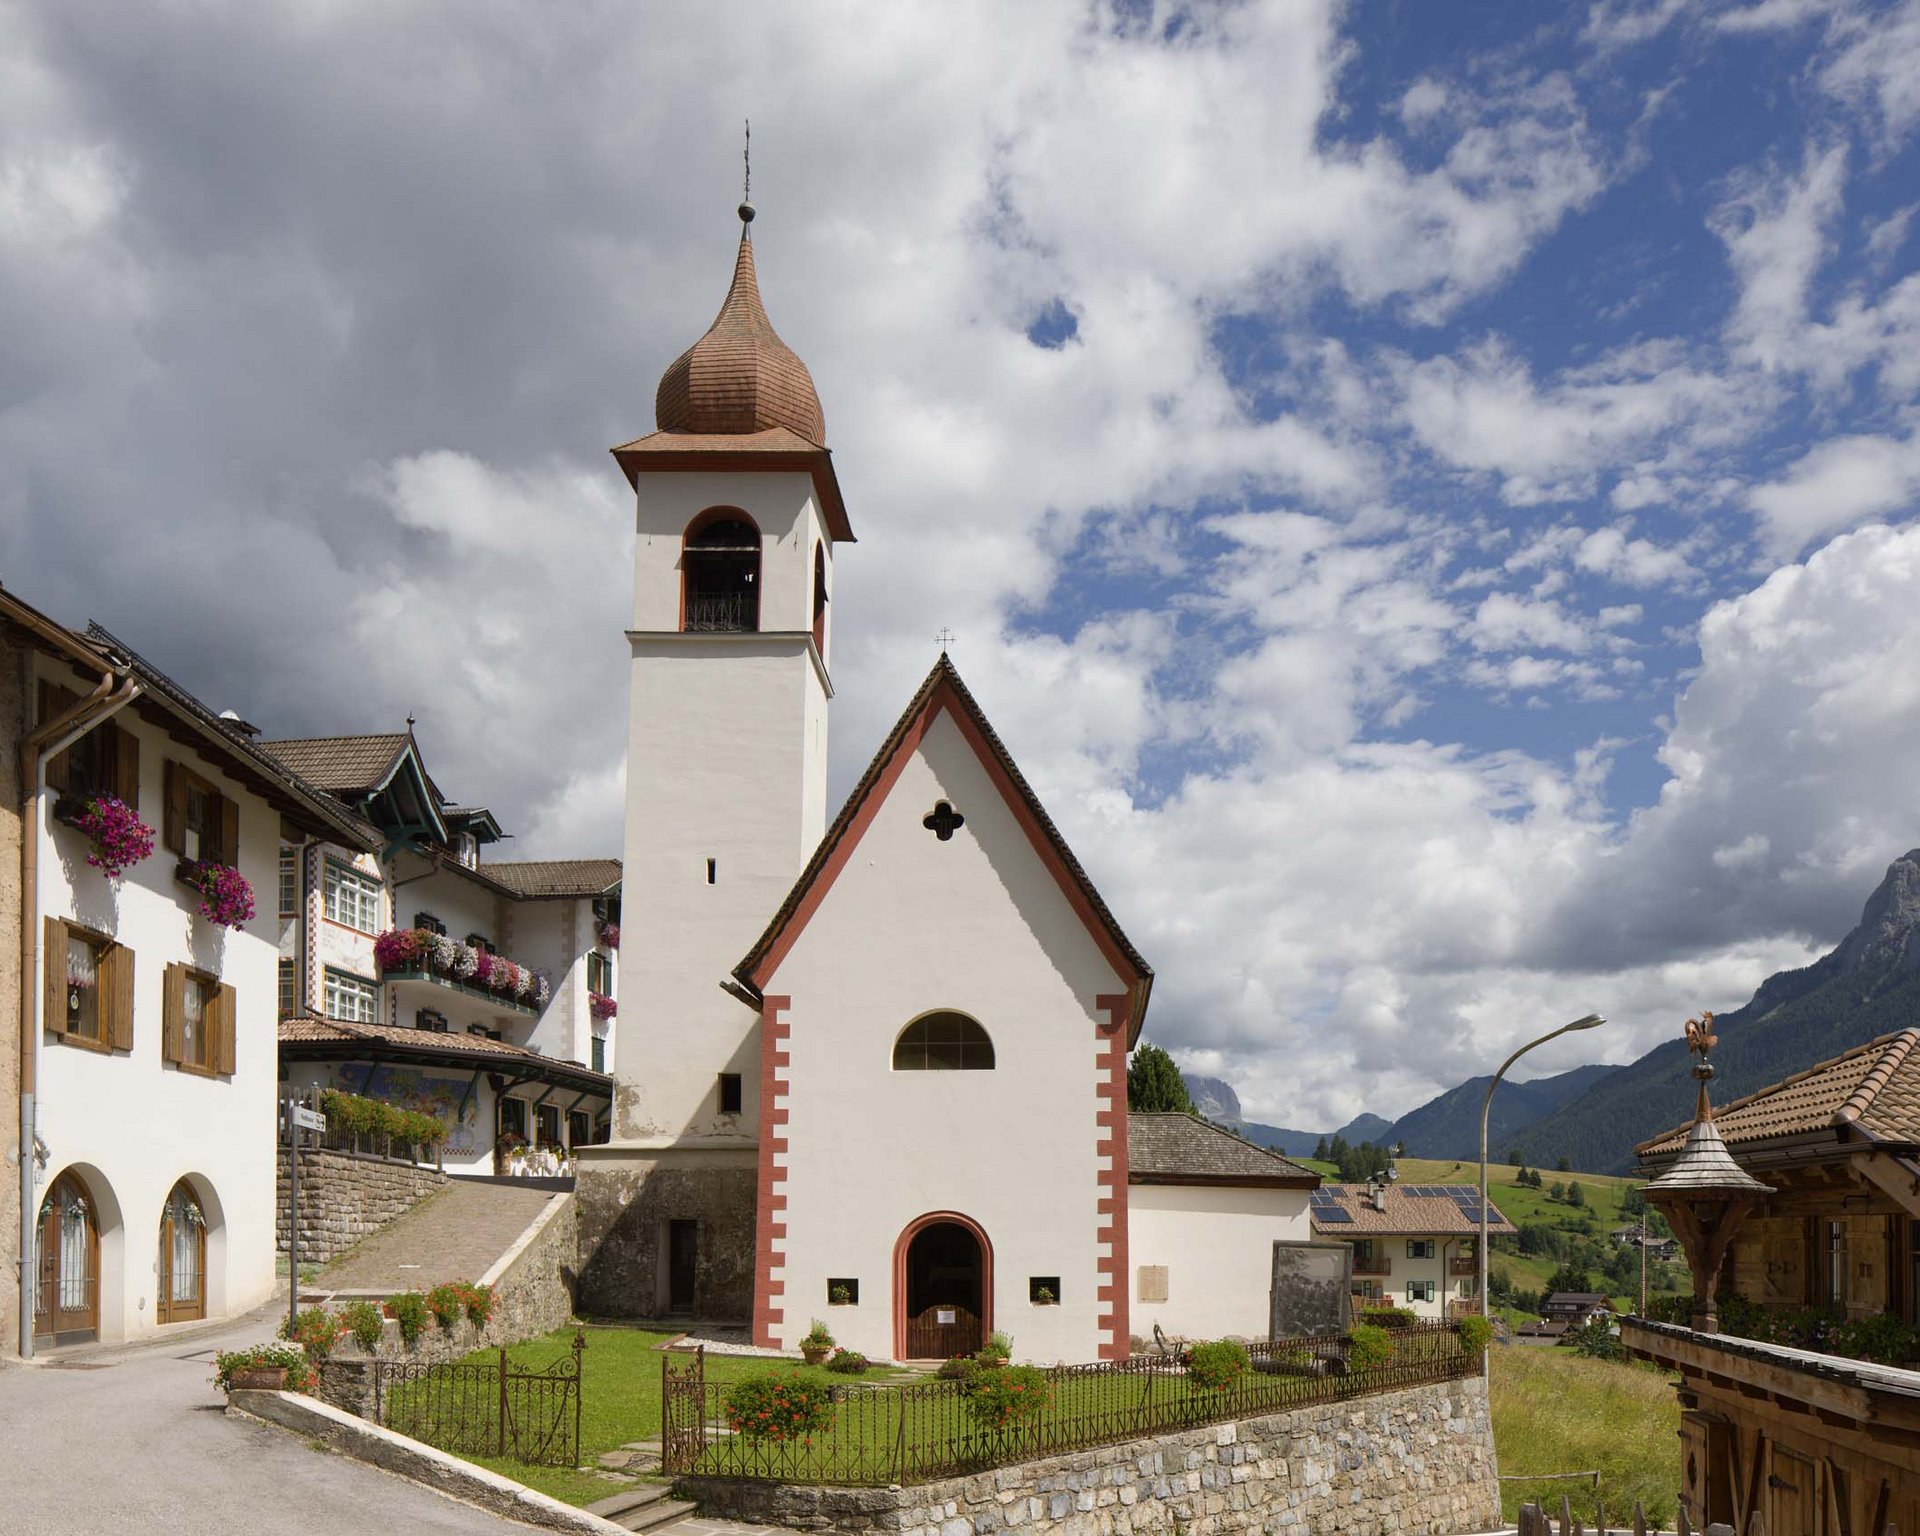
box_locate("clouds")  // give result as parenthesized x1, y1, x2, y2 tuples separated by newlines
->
(2, 2, 1919, 1127)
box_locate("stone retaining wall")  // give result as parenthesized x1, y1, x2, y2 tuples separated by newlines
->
(317, 1194, 579, 1418)
(682, 1375, 1497, 1536)
(277, 1146, 447, 1264)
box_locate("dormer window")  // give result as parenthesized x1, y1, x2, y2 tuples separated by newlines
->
(682, 512, 760, 633)
(454, 831, 478, 868)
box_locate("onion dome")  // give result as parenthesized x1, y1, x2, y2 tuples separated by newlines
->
(654, 208, 825, 443)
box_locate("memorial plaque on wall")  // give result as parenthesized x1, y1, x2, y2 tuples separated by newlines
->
(1269, 1241, 1352, 1339)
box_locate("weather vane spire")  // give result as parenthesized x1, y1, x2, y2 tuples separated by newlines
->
(1685, 1010, 1719, 1122)
(739, 119, 754, 228)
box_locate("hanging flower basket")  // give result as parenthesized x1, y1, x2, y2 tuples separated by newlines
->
(71, 795, 157, 879)
(597, 920, 620, 950)
(181, 860, 255, 928)
(589, 992, 617, 1022)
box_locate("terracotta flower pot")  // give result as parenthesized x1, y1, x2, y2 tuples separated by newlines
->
(801, 1345, 831, 1366)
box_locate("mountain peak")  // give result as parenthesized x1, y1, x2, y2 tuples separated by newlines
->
(1183, 1074, 1242, 1124)
(1833, 849, 1920, 976)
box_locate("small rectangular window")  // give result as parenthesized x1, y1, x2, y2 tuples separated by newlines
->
(499, 1097, 528, 1139)
(828, 1278, 859, 1305)
(1029, 1276, 1060, 1305)
(568, 1109, 591, 1149)
(278, 847, 298, 917)
(64, 931, 103, 1041)
(466, 933, 492, 953)
(414, 910, 447, 936)
(323, 860, 383, 935)
(706, 858, 716, 885)
(278, 958, 296, 1019)
(1407, 1280, 1435, 1303)
(323, 967, 380, 1023)
(591, 1034, 607, 1074)
(1406, 1239, 1434, 1260)
(718, 1073, 743, 1115)
(587, 952, 613, 994)
(535, 1103, 560, 1147)
(182, 973, 211, 1068)
(415, 1008, 448, 1033)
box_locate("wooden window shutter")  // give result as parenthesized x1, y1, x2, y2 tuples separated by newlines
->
(163, 962, 186, 1064)
(43, 916, 69, 1035)
(101, 943, 135, 1051)
(216, 983, 237, 1074)
(164, 760, 187, 856)
(113, 726, 140, 808)
(218, 793, 240, 867)
(38, 681, 77, 794)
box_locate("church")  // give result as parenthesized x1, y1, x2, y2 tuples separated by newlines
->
(574, 200, 1306, 1365)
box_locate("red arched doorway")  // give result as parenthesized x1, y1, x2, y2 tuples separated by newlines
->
(893, 1212, 992, 1361)
(34, 1171, 100, 1344)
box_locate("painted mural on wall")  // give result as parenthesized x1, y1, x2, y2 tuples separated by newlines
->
(338, 1064, 483, 1157)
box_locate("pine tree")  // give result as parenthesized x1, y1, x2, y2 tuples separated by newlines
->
(1313, 1136, 1330, 1162)
(1507, 1148, 1524, 1168)
(1126, 1042, 1195, 1114)
(1567, 1181, 1586, 1208)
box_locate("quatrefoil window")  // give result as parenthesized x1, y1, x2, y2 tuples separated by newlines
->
(922, 801, 965, 841)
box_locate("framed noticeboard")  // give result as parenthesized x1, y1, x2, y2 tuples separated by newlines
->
(1269, 1240, 1352, 1340)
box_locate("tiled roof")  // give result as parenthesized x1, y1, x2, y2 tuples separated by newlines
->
(1308, 1183, 1517, 1237)
(482, 859, 622, 898)
(609, 426, 853, 543)
(257, 733, 411, 794)
(279, 1017, 609, 1091)
(1126, 1114, 1319, 1186)
(655, 228, 825, 443)
(1637, 1030, 1920, 1157)
(733, 654, 1152, 1041)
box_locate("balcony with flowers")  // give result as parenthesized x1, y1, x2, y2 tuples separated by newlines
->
(372, 928, 553, 1016)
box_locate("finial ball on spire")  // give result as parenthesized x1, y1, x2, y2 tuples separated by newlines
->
(738, 201, 755, 225)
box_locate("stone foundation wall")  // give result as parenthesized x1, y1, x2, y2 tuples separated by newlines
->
(318, 1194, 579, 1418)
(683, 1375, 1498, 1536)
(276, 1146, 447, 1264)
(573, 1150, 757, 1320)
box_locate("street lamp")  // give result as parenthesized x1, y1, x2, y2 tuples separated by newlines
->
(1478, 1013, 1606, 1325)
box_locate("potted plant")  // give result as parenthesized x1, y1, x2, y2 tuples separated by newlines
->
(978, 1329, 1013, 1367)
(800, 1319, 834, 1366)
(828, 1282, 853, 1306)
(1033, 1285, 1056, 1306)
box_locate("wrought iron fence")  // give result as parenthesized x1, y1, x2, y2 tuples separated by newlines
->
(662, 1321, 1473, 1487)
(375, 1331, 585, 1467)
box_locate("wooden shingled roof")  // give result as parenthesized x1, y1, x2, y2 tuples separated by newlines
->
(280, 1017, 610, 1094)
(1637, 1029, 1920, 1158)
(732, 653, 1153, 1042)
(255, 733, 412, 794)
(482, 859, 622, 899)
(1127, 1114, 1320, 1187)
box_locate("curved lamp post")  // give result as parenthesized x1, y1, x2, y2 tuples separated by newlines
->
(1478, 1013, 1607, 1323)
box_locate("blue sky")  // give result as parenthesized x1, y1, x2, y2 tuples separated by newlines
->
(5, 1, 1920, 1124)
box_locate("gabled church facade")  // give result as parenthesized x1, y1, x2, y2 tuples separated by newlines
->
(573, 201, 1155, 1364)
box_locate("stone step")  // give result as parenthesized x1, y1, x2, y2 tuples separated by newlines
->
(620, 1498, 698, 1534)
(585, 1484, 680, 1521)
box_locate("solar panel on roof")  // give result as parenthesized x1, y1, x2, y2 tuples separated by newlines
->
(1313, 1208, 1354, 1223)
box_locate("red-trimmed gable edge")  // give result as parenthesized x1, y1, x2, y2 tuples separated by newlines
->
(733, 655, 1153, 1044)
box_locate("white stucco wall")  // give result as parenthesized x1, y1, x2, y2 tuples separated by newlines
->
(1126, 1183, 1312, 1342)
(617, 468, 831, 1144)
(765, 708, 1125, 1366)
(32, 675, 287, 1343)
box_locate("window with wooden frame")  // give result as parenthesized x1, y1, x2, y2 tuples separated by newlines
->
(323, 967, 380, 1024)
(1406, 1239, 1435, 1260)
(1406, 1280, 1436, 1303)
(567, 1109, 591, 1149)
(39, 681, 141, 812)
(322, 859, 383, 934)
(43, 918, 133, 1052)
(162, 961, 234, 1075)
(278, 847, 298, 916)
(891, 1011, 995, 1071)
(277, 958, 296, 1020)
(535, 1102, 560, 1147)
(586, 951, 613, 995)
(591, 1034, 606, 1073)
(163, 760, 238, 868)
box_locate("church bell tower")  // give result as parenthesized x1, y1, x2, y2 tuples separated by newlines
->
(579, 197, 852, 1315)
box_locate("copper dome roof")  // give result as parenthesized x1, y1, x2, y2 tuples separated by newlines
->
(655, 230, 825, 443)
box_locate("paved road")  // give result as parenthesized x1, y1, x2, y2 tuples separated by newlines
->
(317, 1181, 556, 1292)
(0, 1303, 533, 1536)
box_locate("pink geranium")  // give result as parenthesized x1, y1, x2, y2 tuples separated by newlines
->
(589, 992, 617, 1021)
(75, 795, 155, 879)
(183, 860, 255, 928)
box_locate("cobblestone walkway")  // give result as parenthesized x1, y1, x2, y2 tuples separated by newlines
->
(312, 1181, 558, 1293)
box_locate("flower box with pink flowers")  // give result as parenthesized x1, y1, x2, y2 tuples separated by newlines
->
(372, 927, 550, 1015)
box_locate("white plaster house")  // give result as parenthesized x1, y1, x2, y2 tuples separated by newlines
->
(1126, 1114, 1318, 1342)
(4, 593, 375, 1354)
(259, 731, 616, 1173)
(1309, 1181, 1517, 1320)
(575, 206, 1159, 1365)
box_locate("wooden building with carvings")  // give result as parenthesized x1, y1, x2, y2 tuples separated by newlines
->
(1623, 1029, 1920, 1534)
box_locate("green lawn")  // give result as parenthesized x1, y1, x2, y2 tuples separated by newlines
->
(1488, 1345, 1678, 1526)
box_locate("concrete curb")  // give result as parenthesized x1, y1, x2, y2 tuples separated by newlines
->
(227, 1388, 629, 1534)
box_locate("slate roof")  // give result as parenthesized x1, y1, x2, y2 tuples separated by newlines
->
(733, 654, 1152, 1040)
(1126, 1114, 1320, 1187)
(482, 859, 623, 899)
(256, 733, 412, 794)
(1308, 1183, 1517, 1237)
(279, 1017, 610, 1093)
(1637, 1030, 1920, 1157)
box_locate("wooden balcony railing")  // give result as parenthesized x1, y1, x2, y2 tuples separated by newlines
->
(1352, 1254, 1391, 1277)
(1449, 1256, 1478, 1277)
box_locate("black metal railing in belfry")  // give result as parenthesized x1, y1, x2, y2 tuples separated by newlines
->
(661, 1321, 1474, 1487)
(375, 1331, 585, 1467)
(683, 591, 757, 632)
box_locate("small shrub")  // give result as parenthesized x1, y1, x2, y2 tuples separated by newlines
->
(1346, 1324, 1392, 1372)
(339, 1299, 385, 1353)
(426, 1283, 467, 1332)
(725, 1372, 835, 1441)
(279, 1307, 347, 1362)
(936, 1355, 976, 1381)
(1568, 1317, 1624, 1361)
(1185, 1339, 1250, 1391)
(389, 1290, 430, 1345)
(1456, 1315, 1493, 1354)
(1033, 1286, 1056, 1305)
(828, 1283, 853, 1305)
(803, 1318, 835, 1349)
(826, 1349, 869, 1375)
(458, 1281, 495, 1327)
(1358, 1305, 1419, 1328)
(214, 1343, 315, 1394)
(966, 1364, 1052, 1430)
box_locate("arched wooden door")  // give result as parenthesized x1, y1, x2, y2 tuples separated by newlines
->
(34, 1172, 99, 1344)
(896, 1215, 991, 1359)
(156, 1180, 207, 1325)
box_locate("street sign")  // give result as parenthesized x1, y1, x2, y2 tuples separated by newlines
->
(292, 1106, 326, 1132)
